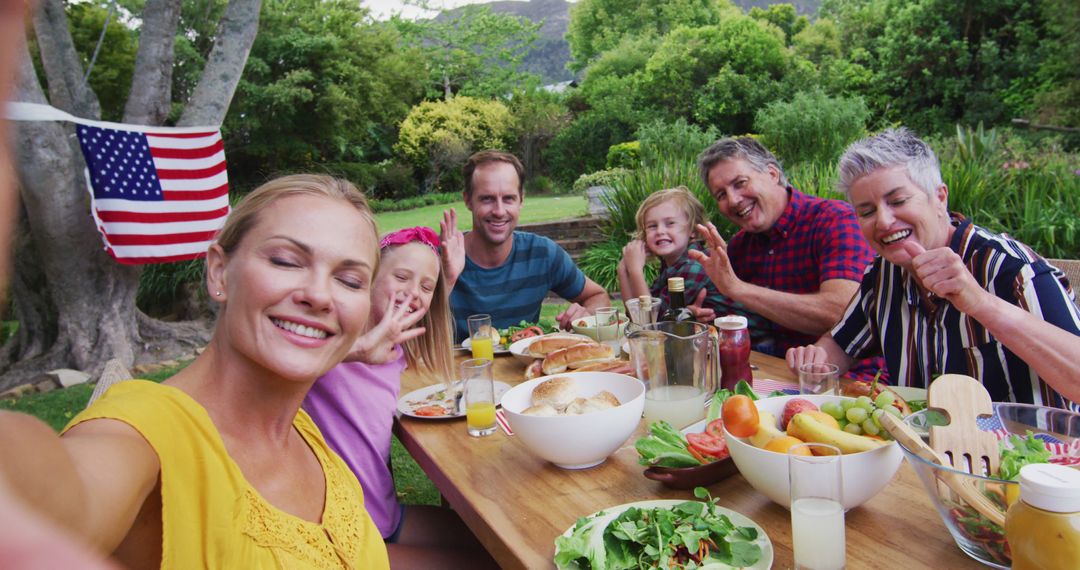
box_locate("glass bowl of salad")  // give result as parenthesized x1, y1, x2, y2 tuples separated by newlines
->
(900, 402, 1080, 568)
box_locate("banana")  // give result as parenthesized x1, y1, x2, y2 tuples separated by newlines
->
(790, 412, 887, 455)
(749, 411, 786, 449)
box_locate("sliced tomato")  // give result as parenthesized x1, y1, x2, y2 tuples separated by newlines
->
(413, 405, 449, 417)
(686, 444, 713, 464)
(511, 326, 545, 342)
(705, 418, 725, 439)
(686, 432, 728, 460)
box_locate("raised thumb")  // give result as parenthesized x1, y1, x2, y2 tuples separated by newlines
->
(901, 239, 926, 259)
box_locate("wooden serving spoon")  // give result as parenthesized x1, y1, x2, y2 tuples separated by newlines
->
(880, 412, 1006, 527)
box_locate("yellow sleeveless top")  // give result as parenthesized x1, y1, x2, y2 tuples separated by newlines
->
(64, 380, 389, 569)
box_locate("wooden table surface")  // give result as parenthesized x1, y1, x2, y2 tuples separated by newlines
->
(395, 352, 981, 569)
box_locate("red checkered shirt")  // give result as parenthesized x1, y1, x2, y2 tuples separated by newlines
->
(726, 187, 883, 379)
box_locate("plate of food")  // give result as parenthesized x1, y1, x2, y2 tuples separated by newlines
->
(461, 321, 557, 355)
(554, 496, 773, 569)
(509, 332, 594, 363)
(397, 381, 512, 419)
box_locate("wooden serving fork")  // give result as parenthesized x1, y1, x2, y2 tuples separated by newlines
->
(880, 412, 1005, 527)
(927, 374, 1000, 477)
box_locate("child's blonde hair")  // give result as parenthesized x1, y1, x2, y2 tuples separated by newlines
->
(633, 186, 706, 242)
(379, 243, 455, 383)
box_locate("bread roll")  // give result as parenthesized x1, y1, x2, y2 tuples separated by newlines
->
(574, 359, 634, 375)
(521, 403, 558, 417)
(542, 343, 615, 375)
(524, 360, 544, 380)
(530, 376, 577, 410)
(527, 334, 595, 358)
(563, 397, 592, 415)
(588, 390, 621, 409)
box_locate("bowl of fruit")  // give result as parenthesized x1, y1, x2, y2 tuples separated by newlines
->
(899, 402, 1080, 568)
(723, 393, 904, 510)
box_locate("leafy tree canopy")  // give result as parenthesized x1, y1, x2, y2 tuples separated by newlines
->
(566, 0, 738, 72)
(392, 5, 541, 101)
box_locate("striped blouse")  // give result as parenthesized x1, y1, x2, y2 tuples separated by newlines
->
(831, 216, 1080, 409)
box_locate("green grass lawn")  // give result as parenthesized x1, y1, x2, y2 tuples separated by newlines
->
(375, 194, 587, 233)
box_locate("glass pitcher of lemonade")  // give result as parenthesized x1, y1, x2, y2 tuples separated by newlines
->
(628, 321, 718, 429)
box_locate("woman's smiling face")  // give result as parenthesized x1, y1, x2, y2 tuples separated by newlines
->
(208, 193, 377, 382)
(849, 165, 952, 269)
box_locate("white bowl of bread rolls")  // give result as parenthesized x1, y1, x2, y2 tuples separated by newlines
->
(501, 372, 645, 469)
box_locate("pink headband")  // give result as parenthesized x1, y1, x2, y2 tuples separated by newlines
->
(379, 226, 441, 254)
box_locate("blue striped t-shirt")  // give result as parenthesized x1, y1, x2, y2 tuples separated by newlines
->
(450, 231, 586, 343)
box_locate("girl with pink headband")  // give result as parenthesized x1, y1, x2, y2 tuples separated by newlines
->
(304, 223, 494, 567)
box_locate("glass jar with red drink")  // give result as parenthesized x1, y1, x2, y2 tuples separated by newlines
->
(714, 316, 752, 391)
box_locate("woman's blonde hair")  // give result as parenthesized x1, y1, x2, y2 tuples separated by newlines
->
(380, 244, 455, 382)
(633, 186, 706, 241)
(216, 174, 379, 268)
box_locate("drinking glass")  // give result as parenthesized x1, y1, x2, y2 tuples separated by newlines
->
(789, 443, 845, 570)
(462, 358, 496, 437)
(595, 307, 621, 354)
(468, 314, 495, 361)
(799, 362, 839, 396)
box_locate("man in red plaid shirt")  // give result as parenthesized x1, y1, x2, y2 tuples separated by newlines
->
(689, 137, 881, 378)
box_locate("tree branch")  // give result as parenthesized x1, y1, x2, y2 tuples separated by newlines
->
(180, 0, 262, 127)
(30, 0, 100, 118)
(124, 0, 182, 125)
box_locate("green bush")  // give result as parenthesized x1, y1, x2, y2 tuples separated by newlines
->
(137, 259, 206, 318)
(544, 111, 638, 186)
(636, 118, 721, 168)
(572, 168, 630, 194)
(578, 238, 658, 294)
(524, 175, 556, 195)
(368, 192, 460, 213)
(754, 89, 870, 165)
(606, 141, 641, 169)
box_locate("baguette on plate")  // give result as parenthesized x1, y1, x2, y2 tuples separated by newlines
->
(526, 333, 595, 358)
(541, 343, 615, 375)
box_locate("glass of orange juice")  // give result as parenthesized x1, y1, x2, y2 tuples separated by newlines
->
(461, 358, 496, 437)
(468, 314, 495, 361)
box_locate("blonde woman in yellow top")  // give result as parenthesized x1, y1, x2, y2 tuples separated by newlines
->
(0, 175, 390, 568)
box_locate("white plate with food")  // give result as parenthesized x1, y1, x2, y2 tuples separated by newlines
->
(554, 499, 773, 569)
(509, 333, 594, 363)
(460, 337, 511, 355)
(397, 381, 512, 419)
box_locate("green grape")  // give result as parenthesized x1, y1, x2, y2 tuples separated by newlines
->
(885, 405, 902, 417)
(841, 399, 856, 412)
(871, 408, 886, 428)
(856, 396, 875, 412)
(861, 420, 880, 436)
(846, 407, 868, 423)
(838, 418, 849, 429)
(843, 422, 863, 435)
(820, 401, 844, 420)
(874, 391, 895, 409)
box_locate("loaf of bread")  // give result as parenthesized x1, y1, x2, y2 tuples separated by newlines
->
(521, 403, 558, 417)
(530, 376, 577, 409)
(527, 377, 622, 416)
(541, 343, 615, 375)
(526, 334, 595, 358)
(574, 359, 634, 375)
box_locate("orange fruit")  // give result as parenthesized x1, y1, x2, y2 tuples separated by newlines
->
(763, 436, 812, 455)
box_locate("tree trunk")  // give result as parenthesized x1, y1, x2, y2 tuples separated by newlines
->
(0, 0, 262, 391)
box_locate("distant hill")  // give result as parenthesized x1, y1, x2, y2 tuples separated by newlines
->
(440, 0, 822, 85)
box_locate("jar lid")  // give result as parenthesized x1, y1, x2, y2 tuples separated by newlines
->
(714, 315, 748, 330)
(1019, 463, 1080, 512)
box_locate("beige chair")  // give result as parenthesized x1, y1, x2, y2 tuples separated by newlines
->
(1048, 258, 1080, 293)
(87, 358, 133, 407)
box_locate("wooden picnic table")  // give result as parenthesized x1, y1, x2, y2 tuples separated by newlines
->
(395, 351, 981, 569)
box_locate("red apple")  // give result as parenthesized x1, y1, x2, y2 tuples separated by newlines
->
(781, 398, 819, 429)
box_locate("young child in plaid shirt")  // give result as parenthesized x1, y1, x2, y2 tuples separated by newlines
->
(617, 187, 763, 327)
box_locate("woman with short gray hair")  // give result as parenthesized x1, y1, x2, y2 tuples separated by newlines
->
(787, 128, 1080, 409)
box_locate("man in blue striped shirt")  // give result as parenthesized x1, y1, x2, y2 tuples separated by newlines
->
(444, 150, 610, 343)
(787, 128, 1080, 409)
